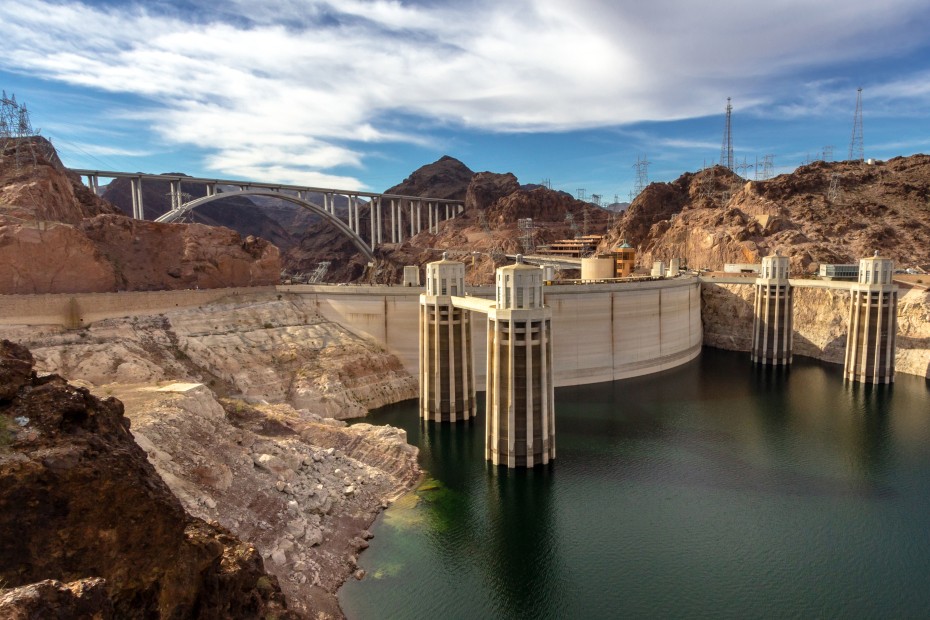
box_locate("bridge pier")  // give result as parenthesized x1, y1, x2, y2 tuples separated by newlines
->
(486, 256, 555, 468)
(844, 253, 897, 383)
(752, 252, 793, 365)
(419, 253, 476, 422)
(390, 199, 397, 243)
(130, 176, 144, 219)
(206, 183, 216, 197)
(428, 201, 434, 234)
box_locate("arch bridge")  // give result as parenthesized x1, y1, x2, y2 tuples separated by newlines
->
(72, 169, 466, 261)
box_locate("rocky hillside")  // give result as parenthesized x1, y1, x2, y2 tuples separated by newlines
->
(0, 340, 296, 618)
(608, 157, 930, 274)
(0, 294, 422, 616)
(0, 137, 281, 294)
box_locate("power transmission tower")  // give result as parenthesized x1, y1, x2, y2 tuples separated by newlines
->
(582, 208, 590, 236)
(540, 178, 551, 190)
(590, 193, 602, 207)
(576, 188, 586, 202)
(518, 218, 535, 254)
(736, 157, 752, 178)
(720, 97, 733, 171)
(828, 173, 841, 203)
(822, 145, 834, 161)
(849, 87, 864, 161)
(759, 154, 774, 180)
(565, 212, 579, 238)
(632, 154, 650, 197)
(700, 159, 716, 198)
(1, 91, 37, 168)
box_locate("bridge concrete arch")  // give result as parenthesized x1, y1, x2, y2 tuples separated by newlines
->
(154, 189, 375, 261)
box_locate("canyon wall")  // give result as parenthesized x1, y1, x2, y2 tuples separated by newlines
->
(702, 279, 930, 378)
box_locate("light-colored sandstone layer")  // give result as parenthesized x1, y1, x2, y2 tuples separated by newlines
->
(0, 295, 417, 418)
(115, 383, 418, 618)
(702, 281, 930, 377)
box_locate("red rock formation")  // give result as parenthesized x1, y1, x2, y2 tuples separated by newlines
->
(0, 340, 297, 619)
(0, 139, 282, 293)
(465, 171, 520, 212)
(605, 157, 930, 274)
(383, 155, 474, 200)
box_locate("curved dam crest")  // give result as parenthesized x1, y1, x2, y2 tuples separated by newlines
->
(1, 276, 927, 382)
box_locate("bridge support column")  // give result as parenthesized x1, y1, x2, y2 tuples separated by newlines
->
(169, 180, 180, 211)
(206, 183, 216, 197)
(752, 252, 793, 365)
(486, 256, 555, 468)
(352, 195, 360, 234)
(86, 175, 98, 194)
(390, 199, 397, 243)
(375, 196, 383, 246)
(369, 197, 377, 249)
(428, 201, 434, 234)
(445, 203, 450, 222)
(416, 200, 422, 235)
(844, 253, 897, 383)
(419, 253, 475, 422)
(409, 202, 415, 238)
(130, 177, 144, 220)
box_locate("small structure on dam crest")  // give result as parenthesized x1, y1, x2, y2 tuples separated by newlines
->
(844, 252, 897, 384)
(485, 256, 556, 467)
(419, 253, 476, 422)
(752, 252, 793, 365)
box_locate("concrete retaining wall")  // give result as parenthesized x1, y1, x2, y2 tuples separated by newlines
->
(0, 287, 276, 328)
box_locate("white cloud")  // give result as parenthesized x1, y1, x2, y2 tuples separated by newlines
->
(1, 0, 928, 185)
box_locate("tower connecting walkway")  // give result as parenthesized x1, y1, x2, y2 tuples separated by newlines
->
(72, 169, 465, 261)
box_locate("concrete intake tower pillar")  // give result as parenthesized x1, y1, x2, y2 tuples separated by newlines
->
(751, 252, 793, 365)
(419, 253, 476, 422)
(844, 252, 897, 384)
(486, 256, 555, 468)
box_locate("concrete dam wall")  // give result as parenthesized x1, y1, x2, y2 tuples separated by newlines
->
(282, 277, 703, 389)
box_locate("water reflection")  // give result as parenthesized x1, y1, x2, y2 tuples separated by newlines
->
(341, 349, 930, 619)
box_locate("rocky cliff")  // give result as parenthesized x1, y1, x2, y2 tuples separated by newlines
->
(1, 294, 417, 418)
(0, 340, 296, 619)
(0, 293, 422, 617)
(0, 138, 281, 294)
(702, 281, 930, 378)
(609, 156, 930, 274)
(116, 385, 419, 617)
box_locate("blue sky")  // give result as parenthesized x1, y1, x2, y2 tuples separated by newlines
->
(2, 0, 930, 202)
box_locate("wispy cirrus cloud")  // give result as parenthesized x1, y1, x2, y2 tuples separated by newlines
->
(1, 0, 929, 187)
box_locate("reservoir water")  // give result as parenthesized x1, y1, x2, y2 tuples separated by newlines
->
(339, 349, 930, 618)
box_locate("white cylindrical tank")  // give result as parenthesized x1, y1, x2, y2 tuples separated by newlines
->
(581, 256, 615, 280)
(668, 258, 680, 277)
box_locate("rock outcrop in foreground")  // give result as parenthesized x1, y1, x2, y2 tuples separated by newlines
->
(1, 295, 423, 616)
(0, 340, 295, 619)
